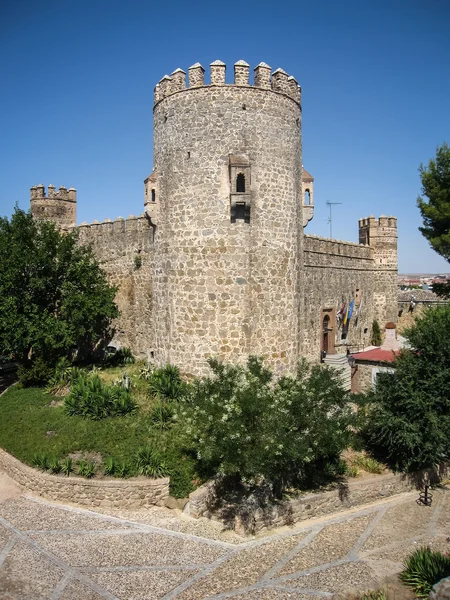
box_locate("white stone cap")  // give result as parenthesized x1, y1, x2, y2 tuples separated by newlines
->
(255, 62, 271, 69)
(114, 217, 125, 221)
(102, 218, 112, 223)
(189, 62, 204, 69)
(210, 59, 225, 66)
(287, 75, 298, 83)
(273, 68, 288, 75)
(159, 75, 172, 82)
(48, 184, 55, 188)
(171, 68, 186, 74)
(234, 60, 249, 66)
(92, 220, 100, 224)
(127, 215, 136, 219)
(68, 187, 76, 191)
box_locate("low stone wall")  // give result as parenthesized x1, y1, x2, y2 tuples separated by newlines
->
(186, 467, 450, 535)
(0, 449, 169, 509)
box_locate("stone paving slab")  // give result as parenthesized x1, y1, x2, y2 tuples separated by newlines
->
(0, 471, 449, 600)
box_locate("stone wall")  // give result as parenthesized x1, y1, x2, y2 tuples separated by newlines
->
(74, 215, 155, 358)
(301, 235, 377, 361)
(0, 449, 169, 509)
(186, 468, 449, 535)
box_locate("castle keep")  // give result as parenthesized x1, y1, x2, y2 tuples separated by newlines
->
(30, 60, 398, 375)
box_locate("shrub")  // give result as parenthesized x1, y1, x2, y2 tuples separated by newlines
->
(49, 456, 62, 474)
(351, 454, 384, 474)
(179, 357, 355, 497)
(150, 401, 175, 430)
(46, 358, 81, 395)
(135, 446, 171, 478)
(114, 461, 131, 478)
(104, 347, 135, 367)
(104, 456, 118, 476)
(31, 453, 49, 471)
(148, 364, 186, 401)
(61, 457, 73, 476)
(360, 305, 450, 472)
(401, 546, 450, 598)
(78, 460, 96, 478)
(64, 371, 137, 420)
(167, 454, 198, 499)
(371, 319, 382, 346)
(360, 592, 387, 600)
(18, 358, 53, 387)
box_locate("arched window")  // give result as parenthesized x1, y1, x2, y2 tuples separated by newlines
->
(304, 189, 310, 205)
(151, 189, 156, 203)
(236, 173, 246, 193)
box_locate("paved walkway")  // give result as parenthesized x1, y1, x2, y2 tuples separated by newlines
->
(0, 472, 448, 599)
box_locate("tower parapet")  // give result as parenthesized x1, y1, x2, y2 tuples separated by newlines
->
(153, 60, 301, 105)
(30, 184, 77, 228)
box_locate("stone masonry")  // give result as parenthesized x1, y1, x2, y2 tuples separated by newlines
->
(29, 60, 398, 375)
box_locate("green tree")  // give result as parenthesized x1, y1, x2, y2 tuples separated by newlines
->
(0, 208, 118, 367)
(417, 142, 450, 297)
(179, 356, 354, 497)
(360, 304, 450, 472)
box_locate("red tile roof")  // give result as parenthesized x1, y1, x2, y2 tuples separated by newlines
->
(351, 348, 400, 363)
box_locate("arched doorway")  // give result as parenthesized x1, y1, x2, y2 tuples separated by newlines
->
(321, 308, 335, 355)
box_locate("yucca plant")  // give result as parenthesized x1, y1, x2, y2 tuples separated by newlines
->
(401, 546, 450, 598)
(149, 401, 174, 430)
(49, 456, 62, 474)
(32, 453, 49, 471)
(61, 457, 73, 476)
(361, 592, 387, 600)
(148, 364, 186, 401)
(78, 460, 95, 478)
(104, 456, 117, 476)
(115, 461, 130, 478)
(135, 446, 171, 478)
(351, 454, 384, 474)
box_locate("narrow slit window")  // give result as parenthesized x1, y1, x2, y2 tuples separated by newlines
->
(151, 189, 156, 203)
(305, 189, 310, 205)
(236, 173, 246, 193)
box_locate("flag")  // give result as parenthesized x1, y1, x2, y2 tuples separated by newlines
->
(347, 300, 355, 321)
(343, 304, 349, 325)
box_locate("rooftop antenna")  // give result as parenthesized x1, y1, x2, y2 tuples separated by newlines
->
(326, 201, 342, 238)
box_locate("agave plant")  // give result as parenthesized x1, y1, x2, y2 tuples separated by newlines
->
(61, 457, 73, 476)
(135, 446, 171, 478)
(104, 456, 117, 476)
(148, 364, 186, 401)
(78, 460, 96, 478)
(149, 401, 174, 430)
(49, 456, 62, 474)
(32, 453, 49, 471)
(115, 461, 131, 478)
(401, 546, 450, 598)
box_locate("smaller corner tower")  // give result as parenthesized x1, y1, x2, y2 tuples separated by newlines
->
(359, 215, 398, 326)
(30, 184, 77, 229)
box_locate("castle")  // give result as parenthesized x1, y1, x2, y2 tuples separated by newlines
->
(30, 60, 398, 375)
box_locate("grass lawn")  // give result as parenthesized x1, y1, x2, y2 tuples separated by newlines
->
(0, 364, 199, 496)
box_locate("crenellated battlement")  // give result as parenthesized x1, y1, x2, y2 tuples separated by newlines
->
(30, 184, 77, 228)
(358, 215, 397, 230)
(153, 60, 301, 105)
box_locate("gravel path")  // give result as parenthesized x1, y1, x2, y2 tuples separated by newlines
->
(0, 471, 448, 599)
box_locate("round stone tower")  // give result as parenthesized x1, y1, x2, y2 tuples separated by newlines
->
(151, 60, 303, 375)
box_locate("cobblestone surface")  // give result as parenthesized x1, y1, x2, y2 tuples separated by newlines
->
(0, 471, 448, 599)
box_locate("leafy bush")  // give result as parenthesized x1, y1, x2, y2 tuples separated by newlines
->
(401, 546, 450, 598)
(179, 357, 354, 497)
(371, 319, 382, 346)
(64, 371, 137, 420)
(61, 457, 73, 476)
(150, 401, 175, 430)
(360, 305, 450, 472)
(360, 592, 387, 600)
(135, 446, 171, 478)
(351, 454, 384, 474)
(148, 364, 186, 401)
(167, 454, 198, 498)
(18, 358, 53, 387)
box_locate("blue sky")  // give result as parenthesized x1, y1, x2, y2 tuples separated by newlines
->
(1, 0, 449, 273)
